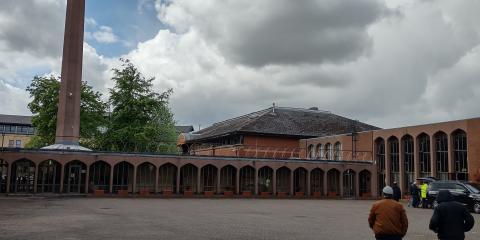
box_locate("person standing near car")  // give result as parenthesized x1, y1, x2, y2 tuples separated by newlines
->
(429, 190, 475, 240)
(392, 182, 402, 202)
(369, 186, 409, 240)
(409, 182, 420, 208)
(420, 182, 429, 208)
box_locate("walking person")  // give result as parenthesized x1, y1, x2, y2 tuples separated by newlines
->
(429, 190, 475, 240)
(392, 182, 402, 202)
(420, 182, 429, 208)
(368, 186, 409, 240)
(409, 182, 420, 208)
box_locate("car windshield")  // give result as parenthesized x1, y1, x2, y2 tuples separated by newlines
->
(465, 183, 480, 194)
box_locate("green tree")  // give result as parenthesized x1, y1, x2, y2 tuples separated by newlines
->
(26, 76, 108, 149)
(100, 59, 177, 153)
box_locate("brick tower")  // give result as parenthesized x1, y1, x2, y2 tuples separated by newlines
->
(44, 0, 90, 151)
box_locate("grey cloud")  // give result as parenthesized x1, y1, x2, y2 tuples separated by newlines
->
(160, 0, 388, 67)
(0, 0, 65, 58)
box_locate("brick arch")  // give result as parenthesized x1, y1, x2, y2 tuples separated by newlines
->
(326, 168, 341, 197)
(37, 159, 62, 193)
(359, 169, 372, 197)
(179, 163, 198, 193)
(220, 165, 236, 194)
(293, 167, 308, 194)
(239, 165, 255, 194)
(276, 166, 291, 194)
(10, 158, 36, 193)
(89, 160, 111, 193)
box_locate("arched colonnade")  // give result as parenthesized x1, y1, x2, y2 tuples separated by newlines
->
(0, 153, 376, 198)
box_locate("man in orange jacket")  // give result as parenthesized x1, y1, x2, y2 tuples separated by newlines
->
(368, 186, 409, 240)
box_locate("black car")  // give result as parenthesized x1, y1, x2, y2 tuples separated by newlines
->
(428, 181, 480, 214)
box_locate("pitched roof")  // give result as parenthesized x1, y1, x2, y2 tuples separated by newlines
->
(175, 125, 194, 134)
(0, 114, 32, 125)
(188, 107, 379, 142)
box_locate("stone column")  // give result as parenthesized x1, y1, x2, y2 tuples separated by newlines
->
(289, 171, 294, 195)
(33, 164, 39, 194)
(59, 164, 65, 193)
(155, 166, 159, 194)
(272, 169, 277, 195)
(54, 0, 85, 146)
(132, 165, 137, 193)
(85, 165, 90, 194)
(323, 170, 328, 196)
(235, 168, 240, 195)
(339, 169, 344, 198)
(385, 141, 392, 186)
(216, 167, 221, 194)
(254, 168, 259, 195)
(448, 135, 455, 180)
(306, 170, 311, 196)
(176, 167, 181, 194)
(6, 163, 11, 194)
(197, 168, 201, 193)
(430, 135, 437, 178)
(413, 137, 420, 180)
(399, 139, 405, 196)
(109, 166, 114, 194)
(371, 168, 379, 198)
(355, 171, 360, 198)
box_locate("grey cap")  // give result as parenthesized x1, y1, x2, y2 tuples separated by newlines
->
(383, 186, 394, 195)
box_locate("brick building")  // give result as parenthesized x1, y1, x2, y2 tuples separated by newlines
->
(179, 107, 378, 158)
(301, 117, 480, 197)
(1, 107, 479, 199)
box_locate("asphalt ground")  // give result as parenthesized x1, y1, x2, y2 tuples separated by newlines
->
(0, 197, 479, 240)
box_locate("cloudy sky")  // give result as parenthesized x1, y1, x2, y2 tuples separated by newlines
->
(1, 0, 480, 129)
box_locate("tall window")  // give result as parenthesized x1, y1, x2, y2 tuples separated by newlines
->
(403, 135, 414, 190)
(316, 144, 323, 160)
(375, 138, 385, 196)
(435, 132, 449, 180)
(325, 143, 332, 160)
(15, 140, 21, 148)
(334, 142, 342, 160)
(418, 134, 431, 177)
(308, 145, 315, 159)
(389, 137, 399, 184)
(453, 130, 468, 181)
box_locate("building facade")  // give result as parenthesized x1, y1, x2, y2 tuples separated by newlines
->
(0, 115, 35, 148)
(302, 118, 480, 196)
(179, 107, 378, 158)
(0, 150, 375, 198)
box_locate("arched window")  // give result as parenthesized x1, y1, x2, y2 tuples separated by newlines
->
(402, 135, 414, 191)
(334, 142, 342, 160)
(325, 143, 333, 160)
(418, 134, 431, 177)
(453, 130, 468, 181)
(307, 144, 315, 159)
(435, 132, 449, 180)
(375, 138, 385, 196)
(316, 144, 323, 160)
(388, 137, 399, 184)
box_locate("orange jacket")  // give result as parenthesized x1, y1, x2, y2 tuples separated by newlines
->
(368, 199, 408, 237)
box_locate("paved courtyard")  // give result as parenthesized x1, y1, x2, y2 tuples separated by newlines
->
(0, 197, 479, 240)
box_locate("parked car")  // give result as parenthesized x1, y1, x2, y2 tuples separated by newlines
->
(428, 181, 480, 214)
(416, 177, 437, 184)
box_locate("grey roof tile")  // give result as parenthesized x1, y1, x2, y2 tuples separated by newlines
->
(189, 107, 379, 141)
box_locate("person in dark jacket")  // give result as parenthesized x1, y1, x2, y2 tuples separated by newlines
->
(392, 182, 402, 202)
(409, 182, 420, 208)
(429, 190, 475, 240)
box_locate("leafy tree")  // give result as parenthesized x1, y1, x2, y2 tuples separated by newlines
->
(25, 76, 108, 149)
(100, 59, 177, 153)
